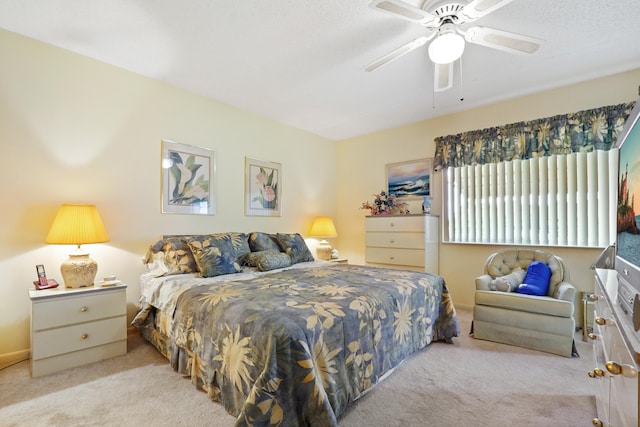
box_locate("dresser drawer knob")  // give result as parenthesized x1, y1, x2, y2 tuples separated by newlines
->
(592, 418, 603, 426)
(587, 333, 597, 341)
(390, 223, 395, 227)
(80, 306, 88, 312)
(594, 317, 606, 326)
(81, 333, 88, 340)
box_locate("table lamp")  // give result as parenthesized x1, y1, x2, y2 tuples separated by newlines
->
(310, 216, 337, 261)
(45, 204, 110, 288)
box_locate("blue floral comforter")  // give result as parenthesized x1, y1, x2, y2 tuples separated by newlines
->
(133, 263, 459, 426)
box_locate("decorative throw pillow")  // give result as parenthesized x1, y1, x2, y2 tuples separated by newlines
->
(208, 232, 251, 260)
(143, 236, 199, 277)
(242, 250, 292, 271)
(187, 235, 242, 278)
(274, 233, 315, 264)
(518, 261, 552, 296)
(248, 232, 281, 252)
(490, 267, 525, 292)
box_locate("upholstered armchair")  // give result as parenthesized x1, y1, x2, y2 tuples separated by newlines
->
(472, 248, 577, 357)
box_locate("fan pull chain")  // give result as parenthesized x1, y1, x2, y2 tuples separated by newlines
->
(459, 56, 464, 102)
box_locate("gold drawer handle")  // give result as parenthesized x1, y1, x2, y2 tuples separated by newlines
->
(586, 294, 601, 302)
(80, 306, 88, 312)
(587, 333, 597, 341)
(594, 317, 606, 326)
(588, 368, 605, 378)
(606, 361, 638, 378)
(81, 333, 88, 340)
(592, 418, 603, 426)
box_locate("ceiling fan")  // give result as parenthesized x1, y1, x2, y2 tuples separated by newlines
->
(366, 0, 542, 92)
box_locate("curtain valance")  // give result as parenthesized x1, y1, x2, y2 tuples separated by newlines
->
(433, 102, 635, 170)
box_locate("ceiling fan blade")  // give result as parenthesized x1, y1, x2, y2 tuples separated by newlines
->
(369, 0, 438, 26)
(364, 36, 429, 72)
(434, 62, 453, 92)
(464, 26, 542, 55)
(459, 0, 516, 21)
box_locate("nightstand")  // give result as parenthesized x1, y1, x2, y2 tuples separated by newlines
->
(329, 258, 348, 264)
(29, 283, 127, 377)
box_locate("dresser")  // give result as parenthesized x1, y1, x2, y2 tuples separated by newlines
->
(589, 269, 639, 426)
(365, 214, 439, 273)
(29, 284, 127, 377)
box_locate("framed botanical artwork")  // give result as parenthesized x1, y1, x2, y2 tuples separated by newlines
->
(245, 157, 281, 217)
(161, 139, 216, 215)
(386, 158, 432, 199)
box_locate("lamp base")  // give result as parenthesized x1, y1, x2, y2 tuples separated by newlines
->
(61, 252, 97, 288)
(316, 240, 333, 261)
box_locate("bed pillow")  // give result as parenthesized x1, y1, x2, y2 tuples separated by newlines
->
(518, 261, 552, 296)
(274, 233, 315, 264)
(187, 235, 242, 278)
(143, 236, 199, 277)
(490, 267, 525, 292)
(248, 232, 281, 252)
(242, 250, 292, 271)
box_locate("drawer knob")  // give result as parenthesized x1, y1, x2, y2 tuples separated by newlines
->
(605, 361, 638, 378)
(390, 223, 395, 227)
(80, 306, 88, 312)
(81, 333, 88, 340)
(390, 256, 395, 260)
(587, 333, 597, 341)
(592, 418, 603, 427)
(594, 317, 606, 326)
(590, 368, 605, 377)
(586, 294, 601, 302)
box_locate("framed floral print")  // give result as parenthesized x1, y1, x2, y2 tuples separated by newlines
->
(161, 139, 216, 215)
(386, 158, 432, 199)
(245, 157, 281, 217)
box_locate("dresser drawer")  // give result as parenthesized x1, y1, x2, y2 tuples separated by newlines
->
(32, 290, 126, 331)
(32, 315, 126, 360)
(366, 232, 425, 249)
(365, 216, 425, 232)
(365, 247, 424, 267)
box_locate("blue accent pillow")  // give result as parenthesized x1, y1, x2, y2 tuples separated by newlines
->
(187, 235, 242, 278)
(248, 232, 280, 252)
(274, 233, 315, 264)
(518, 261, 552, 296)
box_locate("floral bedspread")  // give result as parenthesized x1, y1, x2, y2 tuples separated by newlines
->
(133, 263, 459, 427)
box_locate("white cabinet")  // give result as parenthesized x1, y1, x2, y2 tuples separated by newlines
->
(30, 284, 127, 377)
(365, 214, 439, 273)
(590, 269, 639, 427)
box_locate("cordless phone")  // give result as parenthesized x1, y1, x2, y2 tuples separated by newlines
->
(34, 264, 59, 289)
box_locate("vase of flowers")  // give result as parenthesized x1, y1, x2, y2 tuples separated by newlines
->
(360, 190, 409, 215)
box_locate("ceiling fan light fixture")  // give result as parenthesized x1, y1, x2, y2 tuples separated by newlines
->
(428, 24, 465, 64)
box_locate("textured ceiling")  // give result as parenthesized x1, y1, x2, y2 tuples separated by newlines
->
(1, 0, 640, 140)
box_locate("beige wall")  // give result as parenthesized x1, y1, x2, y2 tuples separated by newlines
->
(2, 25, 639, 364)
(0, 29, 337, 364)
(336, 68, 640, 312)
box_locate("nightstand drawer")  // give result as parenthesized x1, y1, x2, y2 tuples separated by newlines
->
(32, 290, 126, 330)
(32, 316, 126, 360)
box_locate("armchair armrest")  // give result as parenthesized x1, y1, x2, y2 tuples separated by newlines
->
(553, 281, 576, 303)
(475, 274, 493, 291)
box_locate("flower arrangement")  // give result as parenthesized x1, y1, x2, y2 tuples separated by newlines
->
(360, 190, 409, 215)
(253, 167, 278, 209)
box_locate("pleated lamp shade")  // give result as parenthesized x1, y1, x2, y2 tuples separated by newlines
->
(46, 204, 109, 288)
(310, 216, 337, 261)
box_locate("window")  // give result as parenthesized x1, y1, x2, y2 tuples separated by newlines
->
(442, 149, 617, 247)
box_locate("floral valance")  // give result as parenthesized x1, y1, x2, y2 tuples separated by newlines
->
(433, 102, 636, 170)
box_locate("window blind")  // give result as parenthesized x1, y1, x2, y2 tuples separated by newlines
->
(443, 149, 618, 247)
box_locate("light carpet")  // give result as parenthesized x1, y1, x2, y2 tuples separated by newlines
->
(0, 308, 597, 426)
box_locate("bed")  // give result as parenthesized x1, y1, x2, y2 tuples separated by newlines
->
(132, 232, 459, 426)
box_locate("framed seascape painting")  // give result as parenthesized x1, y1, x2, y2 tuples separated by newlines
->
(386, 158, 432, 199)
(245, 157, 281, 217)
(161, 139, 216, 215)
